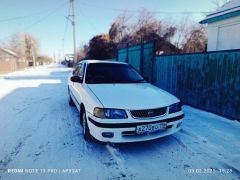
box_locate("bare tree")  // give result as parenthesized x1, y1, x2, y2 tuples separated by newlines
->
(109, 12, 131, 43)
(87, 8, 208, 56)
(9, 33, 26, 60)
(87, 34, 116, 59)
(133, 9, 162, 43)
(24, 34, 40, 61)
(183, 25, 207, 53)
(77, 45, 87, 61)
(9, 32, 40, 62)
(173, 15, 195, 50)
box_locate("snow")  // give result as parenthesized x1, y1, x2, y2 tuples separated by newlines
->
(201, 0, 240, 22)
(0, 65, 239, 180)
(212, 0, 240, 14)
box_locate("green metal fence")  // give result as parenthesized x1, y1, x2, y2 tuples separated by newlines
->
(115, 41, 240, 120)
(153, 50, 240, 120)
(104, 58, 116, 61)
(117, 41, 155, 81)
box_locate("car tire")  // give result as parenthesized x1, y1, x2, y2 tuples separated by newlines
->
(82, 111, 92, 141)
(68, 88, 75, 106)
(79, 109, 83, 126)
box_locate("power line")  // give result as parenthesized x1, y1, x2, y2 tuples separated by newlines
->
(78, 7, 99, 33)
(26, 0, 68, 30)
(0, 1, 67, 23)
(63, 4, 71, 41)
(81, 2, 210, 15)
(0, 0, 68, 43)
(0, 12, 48, 23)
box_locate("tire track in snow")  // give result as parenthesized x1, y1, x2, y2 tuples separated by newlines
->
(105, 144, 127, 179)
(177, 128, 240, 178)
(0, 134, 32, 169)
(0, 112, 47, 170)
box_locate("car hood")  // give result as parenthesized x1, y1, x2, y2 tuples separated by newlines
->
(87, 83, 179, 110)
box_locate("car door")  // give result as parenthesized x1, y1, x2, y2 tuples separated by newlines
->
(69, 64, 80, 99)
(71, 63, 86, 111)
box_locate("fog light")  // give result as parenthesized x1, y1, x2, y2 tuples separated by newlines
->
(102, 132, 114, 138)
(177, 122, 182, 128)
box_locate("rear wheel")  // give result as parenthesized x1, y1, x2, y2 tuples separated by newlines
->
(82, 111, 92, 141)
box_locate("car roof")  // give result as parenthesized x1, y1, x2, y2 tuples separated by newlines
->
(78, 60, 127, 65)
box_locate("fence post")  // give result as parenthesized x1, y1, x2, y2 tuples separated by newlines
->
(126, 43, 129, 63)
(140, 40, 144, 76)
(116, 47, 119, 61)
(151, 40, 157, 84)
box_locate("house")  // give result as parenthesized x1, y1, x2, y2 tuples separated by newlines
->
(0, 47, 19, 73)
(0, 47, 18, 61)
(0, 47, 28, 73)
(200, 0, 240, 51)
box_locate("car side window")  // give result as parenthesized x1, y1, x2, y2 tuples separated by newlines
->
(73, 65, 80, 76)
(78, 63, 85, 79)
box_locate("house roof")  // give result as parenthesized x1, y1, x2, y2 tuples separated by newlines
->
(0, 47, 18, 58)
(200, 0, 240, 24)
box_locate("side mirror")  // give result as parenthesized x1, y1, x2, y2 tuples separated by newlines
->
(70, 76, 83, 83)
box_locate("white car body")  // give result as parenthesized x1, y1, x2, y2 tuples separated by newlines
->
(68, 60, 184, 143)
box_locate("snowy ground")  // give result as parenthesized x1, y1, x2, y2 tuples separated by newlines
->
(0, 65, 239, 180)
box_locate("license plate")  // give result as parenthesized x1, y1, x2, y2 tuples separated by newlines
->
(136, 122, 167, 134)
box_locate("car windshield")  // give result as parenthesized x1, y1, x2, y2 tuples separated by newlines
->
(85, 63, 146, 84)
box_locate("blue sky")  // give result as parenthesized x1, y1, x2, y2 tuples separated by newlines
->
(0, 0, 217, 58)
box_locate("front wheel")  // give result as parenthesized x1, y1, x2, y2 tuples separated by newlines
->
(82, 112, 92, 141)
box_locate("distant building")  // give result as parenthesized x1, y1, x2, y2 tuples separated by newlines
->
(0, 47, 19, 73)
(0, 47, 18, 61)
(200, 0, 240, 51)
(0, 47, 29, 73)
(65, 54, 74, 61)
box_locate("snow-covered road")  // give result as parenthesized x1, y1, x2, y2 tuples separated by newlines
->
(0, 65, 239, 180)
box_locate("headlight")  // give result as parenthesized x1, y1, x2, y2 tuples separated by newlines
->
(93, 108, 128, 119)
(169, 102, 182, 114)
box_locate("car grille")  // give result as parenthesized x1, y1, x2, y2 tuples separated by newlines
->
(130, 107, 167, 118)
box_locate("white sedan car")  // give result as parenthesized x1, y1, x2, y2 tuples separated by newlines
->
(68, 60, 184, 143)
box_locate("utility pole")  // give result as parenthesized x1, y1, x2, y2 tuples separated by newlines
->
(62, 38, 65, 60)
(70, 0, 77, 64)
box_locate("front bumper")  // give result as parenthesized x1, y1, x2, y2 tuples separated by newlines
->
(86, 111, 184, 143)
